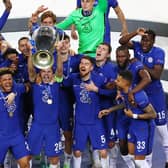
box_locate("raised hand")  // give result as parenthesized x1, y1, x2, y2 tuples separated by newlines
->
(3, 0, 12, 12)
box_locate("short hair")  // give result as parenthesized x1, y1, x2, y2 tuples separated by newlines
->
(116, 45, 129, 53)
(0, 68, 13, 77)
(99, 42, 112, 54)
(63, 34, 70, 41)
(3, 48, 18, 58)
(40, 11, 56, 24)
(145, 29, 156, 41)
(18, 36, 29, 45)
(118, 70, 133, 84)
(80, 55, 95, 65)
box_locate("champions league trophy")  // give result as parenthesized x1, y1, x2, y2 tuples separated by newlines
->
(32, 26, 64, 69)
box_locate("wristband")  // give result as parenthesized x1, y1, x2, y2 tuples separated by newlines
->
(132, 114, 138, 119)
(54, 76, 63, 83)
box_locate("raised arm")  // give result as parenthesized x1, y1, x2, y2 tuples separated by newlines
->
(128, 68, 151, 102)
(113, 5, 128, 36)
(144, 64, 164, 80)
(119, 28, 146, 49)
(54, 41, 63, 82)
(27, 44, 37, 82)
(3, 0, 12, 12)
(0, 0, 12, 30)
(28, 5, 48, 34)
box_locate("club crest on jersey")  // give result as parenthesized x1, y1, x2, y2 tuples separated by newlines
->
(147, 57, 153, 63)
(80, 89, 92, 104)
(82, 22, 92, 33)
(42, 90, 50, 103)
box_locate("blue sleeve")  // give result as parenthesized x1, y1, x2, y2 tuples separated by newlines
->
(76, 0, 81, 8)
(134, 91, 149, 109)
(154, 48, 165, 65)
(0, 59, 11, 68)
(133, 61, 144, 72)
(132, 41, 142, 60)
(0, 10, 10, 30)
(98, 87, 117, 97)
(98, 74, 117, 97)
(109, 0, 119, 8)
(29, 22, 40, 36)
(109, 63, 118, 81)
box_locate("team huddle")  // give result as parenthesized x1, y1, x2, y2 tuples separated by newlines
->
(0, 0, 168, 168)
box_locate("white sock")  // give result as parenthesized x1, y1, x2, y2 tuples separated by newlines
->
(4, 151, 11, 167)
(121, 154, 135, 168)
(101, 157, 109, 168)
(135, 160, 149, 168)
(65, 152, 72, 159)
(64, 152, 72, 165)
(145, 153, 153, 168)
(92, 149, 100, 163)
(49, 164, 59, 168)
(109, 145, 119, 168)
(73, 156, 81, 168)
(157, 125, 168, 161)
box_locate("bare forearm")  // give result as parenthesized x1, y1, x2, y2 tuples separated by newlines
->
(138, 104, 157, 119)
(119, 31, 137, 45)
(132, 78, 151, 94)
(108, 103, 125, 113)
(114, 6, 127, 32)
(28, 56, 36, 82)
(144, 66, 162, 80)
(55, 54, 63, 78)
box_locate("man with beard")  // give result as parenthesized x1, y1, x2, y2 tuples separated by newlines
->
(62, 56, 109, 168)
(119, 28, 168, 168)
(114, 45, 152, 168)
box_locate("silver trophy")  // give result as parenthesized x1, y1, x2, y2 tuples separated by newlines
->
(32, 26, 64, 69)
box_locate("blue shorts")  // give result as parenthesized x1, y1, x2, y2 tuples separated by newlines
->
(0, 133, 30, 164)
(147, 120, 155, 154)
(27, 122, 62, 157)
(59, 89, 74, 131)
(127, 122, 150, 155)
(103, 113, 117, 142)
(73, 122, 107, 152)
(147, 90, 167, 125)
(116, 111, 130, 140)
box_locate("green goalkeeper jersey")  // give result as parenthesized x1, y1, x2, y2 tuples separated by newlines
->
(56, 0, 107, 57)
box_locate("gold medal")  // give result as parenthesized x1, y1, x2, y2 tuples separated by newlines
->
(47, 99, 53, 104)
(9, 112, 14, 117)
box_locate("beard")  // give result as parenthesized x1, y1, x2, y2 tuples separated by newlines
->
(80, 70, 90, 78)
(117, 60, 129, 70)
